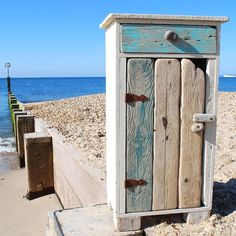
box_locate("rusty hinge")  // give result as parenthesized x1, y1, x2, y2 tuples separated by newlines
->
(125, 93, 149, 103)
(124, 179, 147, 188)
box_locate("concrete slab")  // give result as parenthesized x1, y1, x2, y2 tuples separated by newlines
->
(48, 204, 143, 236)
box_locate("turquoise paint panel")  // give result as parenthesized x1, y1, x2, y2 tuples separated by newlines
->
(126, 59, 154, 213)
(121, 24, 216, 54)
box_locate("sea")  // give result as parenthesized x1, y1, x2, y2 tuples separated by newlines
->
(0, 76, 235, 171)
(0, 77, 105, 171)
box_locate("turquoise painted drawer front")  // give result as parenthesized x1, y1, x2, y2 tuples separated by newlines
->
(121, 24, 216, 54)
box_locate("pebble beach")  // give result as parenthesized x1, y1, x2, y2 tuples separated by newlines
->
(24, 92, 236, 235)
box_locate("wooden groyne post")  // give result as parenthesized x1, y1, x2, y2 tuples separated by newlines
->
(24, 132, 54, 200)
(14, 111, 27, 151)
(16, 115, 35, 167)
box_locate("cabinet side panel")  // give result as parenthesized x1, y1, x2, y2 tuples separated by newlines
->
(126, 58, 154, 213)
(106, 22, 119, 213)
(119, 58, 127, 214)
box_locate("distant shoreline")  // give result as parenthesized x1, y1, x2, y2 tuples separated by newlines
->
(222, 75, 236, 78)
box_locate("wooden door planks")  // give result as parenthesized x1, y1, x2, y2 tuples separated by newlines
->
(126, 58, 154, 213)
(153, 59, 180, 210)
(126, 58, 206, 212)
(179, 59, 205, 208)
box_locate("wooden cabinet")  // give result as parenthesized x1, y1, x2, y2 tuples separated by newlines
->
(100, 14, 228, 230)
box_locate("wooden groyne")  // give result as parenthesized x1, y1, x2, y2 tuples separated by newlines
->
(7, 92, 106, 208)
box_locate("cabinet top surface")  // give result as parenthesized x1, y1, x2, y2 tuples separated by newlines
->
(100, 13, 229, 29)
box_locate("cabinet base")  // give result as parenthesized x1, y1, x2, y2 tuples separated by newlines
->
(114, 215, 141, 232)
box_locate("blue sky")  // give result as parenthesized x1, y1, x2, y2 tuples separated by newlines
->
(0, 1, 235, 77)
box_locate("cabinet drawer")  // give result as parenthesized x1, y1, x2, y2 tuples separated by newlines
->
(121, 24, 216, 54)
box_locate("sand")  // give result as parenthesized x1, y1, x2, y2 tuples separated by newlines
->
(24, 92, 236, 235)
(0, 152, 19, 173)
(0, 167, 62, 236)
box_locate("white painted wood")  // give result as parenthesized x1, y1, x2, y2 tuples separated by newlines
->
(202, 59, 217, 207)
(119, 57, 127, 214)
(105, 22, 120, 214)
(119, 53, 217, 59)
(184, 211, 210, 224)
(117, 19, 226, 28)
(205, 25, 221, 209)
(193, 113, 216, 122)
(191, 123, 204, 132)
(119, 206, 210, 218)
(100, 14, 228, 29)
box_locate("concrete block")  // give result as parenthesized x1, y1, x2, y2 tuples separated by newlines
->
(47, 204, 143, 236)
(16, 115, 35, 167)
(24, 132, 54, 200)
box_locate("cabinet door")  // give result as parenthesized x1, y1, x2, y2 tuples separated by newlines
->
(126, 58, 154, 213)
(125, 58, 205, 213)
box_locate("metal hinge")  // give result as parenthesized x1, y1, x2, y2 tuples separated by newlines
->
(125, 93, 149, 103)
(124, 179, 147, 188)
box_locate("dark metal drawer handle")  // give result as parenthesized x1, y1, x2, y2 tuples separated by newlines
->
(164, 30, 178, 41)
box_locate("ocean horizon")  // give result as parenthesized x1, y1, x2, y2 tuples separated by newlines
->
(4, 76, 236, 103)
(0, 76, 235, 155)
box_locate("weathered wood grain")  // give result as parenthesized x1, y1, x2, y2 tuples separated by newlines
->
(121, 24, 216, 54)
(100, 14, 229, 29)
(114, 216, 141, 232)
(153, 59, 180, 210)
(179, 59, 205, 208)
(126, 58, 154, 213)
